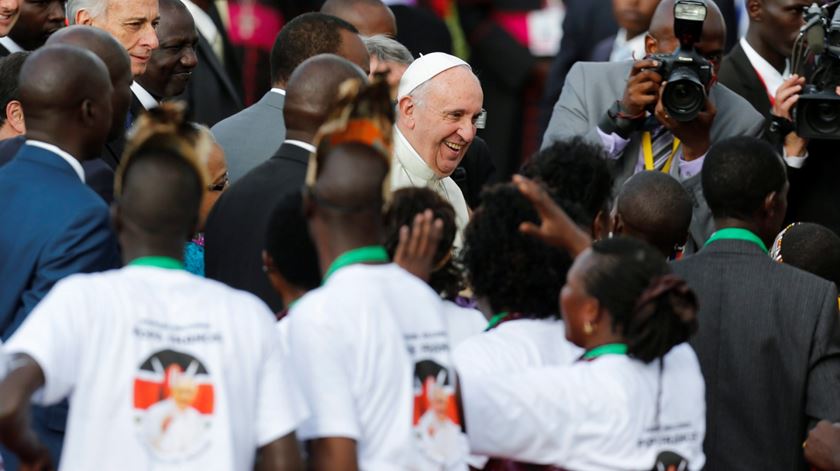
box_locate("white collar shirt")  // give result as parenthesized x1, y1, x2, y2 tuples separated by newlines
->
(26, 140, 85, 182)
(0, 36, 24, 53)
(610, 29, 647, 63)
(130, 81, 159, 110)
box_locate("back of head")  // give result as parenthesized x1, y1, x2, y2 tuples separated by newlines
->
(19, 44, 112, 152)
(583, 237, 698, 363)
(265, 191, 322, 291)
(774, 222, 840, 288)
(270, 12, 360, 85)
(284, 53, 367, 135)
(117, 105, 207, 245)
(321, 0, 396, 37)
(311, 142, 389, 221)
(46, 25, 132, 84)
(521, 137, 614, 230)
(702, 136, 786, 220)
(383, 187, 461, 297)
(462, 183, 573, 317)
(0, 52, 29, 127)
(617, 171, 693, 257)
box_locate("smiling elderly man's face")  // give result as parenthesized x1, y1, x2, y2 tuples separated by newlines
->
(402, 66, 484, 178)
(84, 0, 161, 76)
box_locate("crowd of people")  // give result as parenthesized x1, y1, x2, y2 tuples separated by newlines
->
(0, 0, 840, 470)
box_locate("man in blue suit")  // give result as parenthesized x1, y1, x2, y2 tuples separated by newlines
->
(0, 44, 120, 469)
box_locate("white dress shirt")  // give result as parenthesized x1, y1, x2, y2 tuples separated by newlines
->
(610, 29, 647, 63)
(130, 81, 159, 110)
(26, 140, 85, 182)
(0, 36, 24, 54)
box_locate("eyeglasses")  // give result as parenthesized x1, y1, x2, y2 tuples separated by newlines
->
(208, 172, 229, 192)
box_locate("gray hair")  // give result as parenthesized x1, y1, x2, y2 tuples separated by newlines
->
(66, 0, 108, 25)
(364, 35, 414, 66)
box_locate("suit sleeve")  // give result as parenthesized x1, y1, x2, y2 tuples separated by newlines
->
(20, 205, 120, 316)
(541, 62, 605, 149)
(805, 282, 840, 424)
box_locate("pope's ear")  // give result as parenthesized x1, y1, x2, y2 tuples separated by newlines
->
(398, 96, 416, 129)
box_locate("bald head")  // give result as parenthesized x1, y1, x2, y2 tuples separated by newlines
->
(615, 171, 693, 257)
(284, 53, 368, 137)
(312, 142, 389, 217)
(321, 0, 397, 37)
(47, 25, 133, 141)
(20, 45, 113, 157)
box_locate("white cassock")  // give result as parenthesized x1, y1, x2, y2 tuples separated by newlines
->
(391, 127, 470, 250)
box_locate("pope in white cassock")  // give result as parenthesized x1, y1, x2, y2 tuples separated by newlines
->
(392, 53, 484, 249)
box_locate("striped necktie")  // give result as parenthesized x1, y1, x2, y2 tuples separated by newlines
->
(649, 124, 676, 171)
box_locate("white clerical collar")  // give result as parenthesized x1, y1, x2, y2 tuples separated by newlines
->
(0, 36, 24, 54)
(180, 0, 220, 46)
(740, 36, 789, 99)
(610, 29, 647, 62)
(26, 140, 85, 182)
(284, 139, 316, 153)
(394, 126, 440, 183)
(270, 88, 286, 96)
(130, 81, 159, 110)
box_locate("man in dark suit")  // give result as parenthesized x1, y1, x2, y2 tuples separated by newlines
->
(542, 0, 764, 253)
(45, 26, 134, 204)
(205, 54, 367, 312)
(212, 13, 369, 183)
(0, 44, 120, 469)
(672, 136, 840, 471)
(0, 0, 64, 54)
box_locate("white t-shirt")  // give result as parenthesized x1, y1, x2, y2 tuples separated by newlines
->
(441, 302, 486, 348)
(5, 266, 307, 471)
(287, 263, 468, 470)
(453, 318, 583, 377)
(460, 343, 706, 470)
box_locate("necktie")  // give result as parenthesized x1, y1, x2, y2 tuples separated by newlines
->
(649, 124, 676, 171)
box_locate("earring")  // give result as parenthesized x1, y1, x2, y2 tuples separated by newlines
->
(584, 322, 594, 335)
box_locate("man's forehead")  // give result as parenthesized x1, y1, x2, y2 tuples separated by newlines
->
(106, 0, 159, 19)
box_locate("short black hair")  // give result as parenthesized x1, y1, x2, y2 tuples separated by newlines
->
(584, 237, 698, 363)
(462, 184, 573, 317)
(521, 137, 614, 228)
(703, 136, 787, 220)
(0, 52, 30, 127)
(383, 187, 463, 299)
(270, 12, 359, 85)
(617, 171, 693, 256)
(778, 222, 840, 288)
(265, 191, 322, 291)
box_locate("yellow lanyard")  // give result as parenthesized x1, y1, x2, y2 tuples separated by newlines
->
(642, 131, 681, 174)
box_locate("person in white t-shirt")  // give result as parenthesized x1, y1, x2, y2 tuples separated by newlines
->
(0, 110, 306, 470)
(287, 93, 466, 468)
(383, 187, 486, 347)
(459, 235, 706, 470)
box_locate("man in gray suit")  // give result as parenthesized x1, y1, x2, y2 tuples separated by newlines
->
(542, 0, 763, 252)
(673, 136, 840, 471)
(211, 13, 370, 183)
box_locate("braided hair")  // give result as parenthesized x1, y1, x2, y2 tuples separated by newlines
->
(583, 237, 698, 363)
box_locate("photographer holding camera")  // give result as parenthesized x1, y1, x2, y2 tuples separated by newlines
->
(542, 0, 764, 253)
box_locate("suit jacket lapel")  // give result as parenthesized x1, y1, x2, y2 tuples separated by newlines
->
(725, 44, 772, 117)
(196, 34, 242, 106)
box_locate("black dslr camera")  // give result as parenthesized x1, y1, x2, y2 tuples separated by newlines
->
(649, 0, 713, 122)
(792, 3, 840, 139)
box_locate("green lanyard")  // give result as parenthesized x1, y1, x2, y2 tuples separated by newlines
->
(485, 312, 509, 331)
(582, 343, 628, 360)
(128, 256, 184, 270)
(323, 246, 390, 283)
(704, 227, 768, 253)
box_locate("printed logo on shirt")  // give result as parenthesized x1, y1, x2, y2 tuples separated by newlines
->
(133, 349, 215, 462)
(406, 332, 469, 469)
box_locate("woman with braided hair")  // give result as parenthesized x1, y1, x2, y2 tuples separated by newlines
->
(457, 179, 706, 470)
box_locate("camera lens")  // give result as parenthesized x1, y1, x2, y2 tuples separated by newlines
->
(662, 67, 706, 122)
(805, 101, 840, 135)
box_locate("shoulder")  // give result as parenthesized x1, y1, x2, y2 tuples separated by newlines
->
(711, 82, 764, 125)
(567, 60, 631, 83)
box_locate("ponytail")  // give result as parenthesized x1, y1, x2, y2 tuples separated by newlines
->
(626, 274, 698, 363)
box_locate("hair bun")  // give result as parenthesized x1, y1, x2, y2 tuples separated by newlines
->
(627, 274, 699, 362)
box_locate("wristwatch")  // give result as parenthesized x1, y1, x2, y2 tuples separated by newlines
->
(599, 101, 645, 139)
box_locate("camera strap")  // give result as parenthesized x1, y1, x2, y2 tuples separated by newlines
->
(642, 131, 681, 174)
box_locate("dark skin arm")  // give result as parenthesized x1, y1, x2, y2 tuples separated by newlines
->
(305, 437, 358, 471)
(0, 354, 52, 471)
(512, 175, 592, 256)
(805, 420, 840, 471)
(255, 432, 304, 471)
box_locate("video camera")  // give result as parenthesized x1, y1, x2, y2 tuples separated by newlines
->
(792, 2, 840, 139)
(649, 0, 713, 122)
